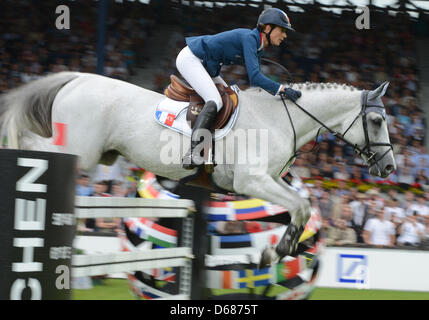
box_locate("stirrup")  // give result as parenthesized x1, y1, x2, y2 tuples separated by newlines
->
(182, 149, 216, 171)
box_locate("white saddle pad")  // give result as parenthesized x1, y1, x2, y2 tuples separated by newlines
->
(154, 85, 240, 140)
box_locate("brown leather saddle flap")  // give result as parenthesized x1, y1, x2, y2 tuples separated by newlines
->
(163, 75, 239, 130)
(164, 84, 189, 102)
(171, 75, 194, 95)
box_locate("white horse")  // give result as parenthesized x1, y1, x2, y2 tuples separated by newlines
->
(0, 72, 396, 266)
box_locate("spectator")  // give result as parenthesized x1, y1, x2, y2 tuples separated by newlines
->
(407, 195, 429, 220)
(366, 188, 384, 211)
(384, 198, 406, 226)
(401, 190, 416, 212)
(319, 190, 334, 220)
(349, 166, 365, 182)
(126, 181, 139, 197)
(85, 181, 111, 231)
(95, 216, 122, 233)
(311, 179, 324, 199)
(292, 157, 311, 178)
(349, 192, 369, 243)
(397, 106, 411, 128)
(76, 174, 93, 197)
(111, 181, 126, 197)
(216, 221, 246, 234)
(415, 170, 429, 187)
(397, 166, 415, 186)
(326, 216, 357, 246)
(424, 216, 429, 241)
(363, 208, 396, 247)
(320, 218, 334, 240)
(397, 213, 425, 246)
(91, 181, 111, 197)
(331, 195, 350, 221)
(320, 162, 334, 179)
(334, 166, 350, 181)
(336, 180, 350, 197)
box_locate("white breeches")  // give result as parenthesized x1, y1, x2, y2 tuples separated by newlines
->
(176, 46, 224, 111)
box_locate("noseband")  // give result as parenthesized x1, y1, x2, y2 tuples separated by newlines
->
(280, 90, 393, 174)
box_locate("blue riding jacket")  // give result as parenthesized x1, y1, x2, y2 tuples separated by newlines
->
(186, 28, 282, 96)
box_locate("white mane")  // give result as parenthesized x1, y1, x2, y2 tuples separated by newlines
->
(244, 82, 359, 96)
(243, 82, 362, 111)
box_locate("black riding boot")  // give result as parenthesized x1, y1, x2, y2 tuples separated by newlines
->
(182, 100, 217, 170)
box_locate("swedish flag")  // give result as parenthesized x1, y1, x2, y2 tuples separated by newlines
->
(237, 268, 271, 288)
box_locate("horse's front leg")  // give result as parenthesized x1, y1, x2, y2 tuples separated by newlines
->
(275, 176, 311, 227)
(273, 176, 312, 261)
(233, 174, 309, 267)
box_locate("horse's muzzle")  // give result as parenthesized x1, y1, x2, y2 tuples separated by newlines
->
(370, 163, 394, 178)
(382, 164, 395, 178)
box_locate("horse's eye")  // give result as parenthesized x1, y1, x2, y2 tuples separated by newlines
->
(373, 117, 382, 126)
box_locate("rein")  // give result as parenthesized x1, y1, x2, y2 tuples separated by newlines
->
(278, 90, 393, 175)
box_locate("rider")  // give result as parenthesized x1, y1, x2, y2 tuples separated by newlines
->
(176, 8, 302, 169)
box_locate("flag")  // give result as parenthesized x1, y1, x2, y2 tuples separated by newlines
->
(232, 199, 269, 220)
(275, 258, 302, 282)
(237, 268, 271, 288)
(125, 218, 177, 248)
(206, 270, 239, 289)
(155, 110, 176, 127)
(204, 201, 233, 221)
(219, 234, 252, 248)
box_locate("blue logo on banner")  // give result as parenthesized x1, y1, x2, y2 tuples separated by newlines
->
(337, 254, 368, 284)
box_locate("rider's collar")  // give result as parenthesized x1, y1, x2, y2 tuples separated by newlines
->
(258, 32, 264, 51)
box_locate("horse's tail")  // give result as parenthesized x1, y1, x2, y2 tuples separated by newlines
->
(0, 72, 79, 149)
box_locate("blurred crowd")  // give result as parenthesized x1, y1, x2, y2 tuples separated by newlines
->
(2, 1, 429, 249)
(0, 0, 155, 93)
(316, 185, 429, 248)
(75, 172, 139, 233)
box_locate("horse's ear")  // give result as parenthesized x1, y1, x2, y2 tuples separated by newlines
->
(379, 81, 389, 96)
(369, 81, 389, 100)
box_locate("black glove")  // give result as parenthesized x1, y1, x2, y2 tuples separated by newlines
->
(280, 87, 302, 102)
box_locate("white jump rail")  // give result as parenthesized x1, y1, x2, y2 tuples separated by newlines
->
(75, 196, 195, 218)
(72, 196, 195, 299)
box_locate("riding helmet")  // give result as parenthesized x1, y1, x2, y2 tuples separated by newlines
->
(257, 8, 295, 32)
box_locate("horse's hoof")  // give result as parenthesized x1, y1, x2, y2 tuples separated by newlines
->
(276, 224, 300, 258)
(259, 247, 277, 269)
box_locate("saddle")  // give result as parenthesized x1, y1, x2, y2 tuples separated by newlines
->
(164, 75, 238, 130)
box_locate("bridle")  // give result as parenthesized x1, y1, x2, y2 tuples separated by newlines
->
(279, 89, 393, 175)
